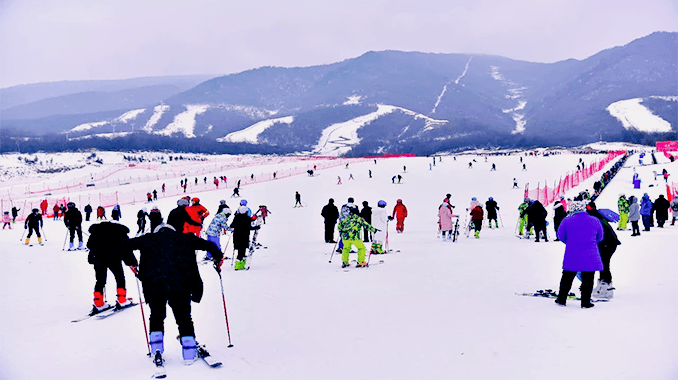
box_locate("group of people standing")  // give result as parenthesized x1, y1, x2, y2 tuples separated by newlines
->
(618, 193, 676, 236)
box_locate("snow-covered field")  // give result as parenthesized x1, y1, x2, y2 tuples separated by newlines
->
(0, 148, 677, 380)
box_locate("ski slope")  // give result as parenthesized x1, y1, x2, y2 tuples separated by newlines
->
(0, 150, 676, 380)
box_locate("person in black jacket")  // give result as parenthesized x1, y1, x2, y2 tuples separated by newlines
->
(87, 220, 139, 313)
(167, 198, 201, 233)
(136, 208, 148, 236)
(64, 202, 84, 250)
(128, 223, 222, 365)
(231, 206, 255, 270)
(653, 194, 670, 228)
(587, 202, 621, 299)
(553, 200, 567, 241)
(24, 208, 43, 245)
(485, 197, 500, 228)
(360, 201, 372, 242)
(84, 204, 93, 222)
(529, 200, 548, 242)
(321, 198, 339, 243)
(148, 206, 163, 233)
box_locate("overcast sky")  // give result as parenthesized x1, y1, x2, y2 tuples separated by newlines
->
(0, 0, 676, 88)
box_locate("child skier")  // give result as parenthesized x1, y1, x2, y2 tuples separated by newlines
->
(2, 211, 12, 229)
(370, 200, 389, 253)
(470, 204, 484, 238)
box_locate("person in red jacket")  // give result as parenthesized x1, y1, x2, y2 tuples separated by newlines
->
(52, 204, 61, 220)
(392, 199, 408, 233)
(185, 198, 209, 236)
(40, 199, 48, 215)
(470, 204, 484, 238)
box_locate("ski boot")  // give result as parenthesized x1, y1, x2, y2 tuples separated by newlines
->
(78, 241, 83, 250)
(341, 262, 350, 268)
(180, 336, 198, 365)
(234, 259, 246, 271)
(474, 231, 480, 239)
(91, 291, 110, 315)
(356, 262, 368, 268)
(68, 242, 74, 251)
(25, 238, 30, 245)
(38, 237, 42, 245)
(116, 288, 132, 308)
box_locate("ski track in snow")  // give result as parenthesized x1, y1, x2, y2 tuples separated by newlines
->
(454, 56, 473, 84)
(67, 109, 146, 134)
(217, 116, 294, 144)
(155, 104, 209, 138)
(431, 56, 473, 114)
(143, 104, 170, 132)
(607, 96, 677, 133)
(492, 66, 528, 134)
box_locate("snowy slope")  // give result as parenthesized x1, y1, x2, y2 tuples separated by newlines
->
(155, 105, 210, 138)
(0, 151, 676, 380)
(607, 96, 678, 133)
(217, 116, 294, 144)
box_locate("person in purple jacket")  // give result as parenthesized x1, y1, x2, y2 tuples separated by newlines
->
(555, 201, 604, 309)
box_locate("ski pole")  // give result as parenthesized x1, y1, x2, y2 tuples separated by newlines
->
(328, 239, 338, 263)
(385, 220, 390, 253)
(498, 210, 504, 227)
(41, 225, 48, 242)
(132, 268, 151, 356)
(20, 227, 27, 241)
(217, 271, 234, 348)
(62, 230, 69, 251)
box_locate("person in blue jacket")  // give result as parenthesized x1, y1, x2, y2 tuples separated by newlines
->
(639, 193, 653, 231)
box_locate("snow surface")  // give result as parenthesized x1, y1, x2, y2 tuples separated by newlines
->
(455, 56, 473, 85)
(116, 108, 146, 123)
(143, 104, 170, 132)
(607, 97, 677, 133)
(343, 95, 363, 105)
(217, 116, 294, 144)
(68, 120, 108, 133)
(491, 66, 528, 134)
(1, 150, 677, 380)
(155, 105, 210, 138)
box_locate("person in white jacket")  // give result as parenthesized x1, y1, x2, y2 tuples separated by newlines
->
(370, 200, 390, 254)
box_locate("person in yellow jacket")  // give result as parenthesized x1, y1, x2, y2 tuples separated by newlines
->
(337, 213, 377, 268)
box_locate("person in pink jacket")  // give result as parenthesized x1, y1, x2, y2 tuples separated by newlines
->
(438, 201, 455, 240)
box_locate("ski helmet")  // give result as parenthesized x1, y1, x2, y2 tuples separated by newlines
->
(67, 202, 75, 208)
(191, 197, 200, 203)
(32, 208, 39, 213)
(378, 200, 387, 207)
(396, 199, 402, 203)
(471, 197, 477, 201)
(240, 199, 247, 206)
(220, 200, 226, 205)
(151, 205, 159, 211)
(488, 197, 493, 201)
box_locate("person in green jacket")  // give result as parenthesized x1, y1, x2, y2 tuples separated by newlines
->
(617, 194, 629, 230)
(517, 198, 532, 237)
(337, 213, 377, 268)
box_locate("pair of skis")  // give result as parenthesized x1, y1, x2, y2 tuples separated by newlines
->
(515, 289, 606, 302)
(153, 343, 222, 378)
(71, 300, 138, 323)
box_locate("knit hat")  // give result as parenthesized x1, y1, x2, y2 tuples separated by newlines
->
(567, 201, 587, 215)
(177, 198, 189, 207)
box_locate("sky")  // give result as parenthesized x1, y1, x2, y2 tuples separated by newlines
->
(0, 0, 676, 88)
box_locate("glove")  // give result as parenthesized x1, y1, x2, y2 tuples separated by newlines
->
(130, 266, 139, 276)
(24, 225, 27, 229)
(214, 258, 224, 273)
(387, 216, 394, 221)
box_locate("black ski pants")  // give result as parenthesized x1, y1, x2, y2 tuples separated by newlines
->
(599, 247, 616, 284)
(69, 225, 83, 243)
(641, 215, 651, 231)
(533, 222, 547, 241)
(631, 220, 640, 235)
(27, 225, 41, 238)
(148, 290, 195, 337)
(324, 222, 336, 243)
(236, 247, 247, 260)
(93, 261, 125, 294)
(557, 270, 594, 305)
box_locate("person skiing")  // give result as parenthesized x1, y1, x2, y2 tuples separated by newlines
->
(670, 196, 678, 226)
(335, 198, 360, 252)
(86, 219, 139, 314)
(397, 174, 402, 183)
(40, 199, 48, 215)
(231, 187, 240, 197)
(337, 211, 377, 268)
(392, 199, 408, 233)
(153, 189, 158, 200)
(628, 195, 641, 236)
(653, 194, 670, 228)
(257, 205, 270, 224)
(214, 177, 219, 189)
(205, 205, 232, 260)
(512, 178, 519, 189)
(111, 205, 121, 221)
(469, 197, 480, 210)
(587, 202, 621, 300)
(24, 209, 43, 245)
(167, 198, 202, 234)
(529, 199, 548, 242)
(64, 202, 84, 250)
(337, 176, 342, 185)
(321, 199, 339, 243)
(491, 163, 496, 171)
(370, 200, 389, 253)
(53, 204, 61, 221)
(230, 205, 255, 270)
(485, 197, 500, 228)
(470, 204, 483, 238)
(555, 201, 604, 309)
(147, 192, 153, 203)
(148, 205, 163, 233)
(96, 206, 106, 220)
(3, 211, 12, 229)
(639, 193, 653, 231)
(11, 205, 20, 223)
(517, 198, 532, 238)
(438, 200, 455, 240)
(136, 208, 148, 236)
(185, 198, 209, 236)
(553, 200, 567, 241)
(360, 201, 373, 242)
(295, 191, 302, 207)
(128, 223, 223, 366)
(84, 204, 93, 222)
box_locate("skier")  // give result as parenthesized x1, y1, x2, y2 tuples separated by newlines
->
(136, 208, 148, 236)
(522, 163, 527, 171)
(128, 222, 223, 366)
(392, 199, 408, 233)
(335, 198, 360, 252)
(321, 199, 339, 243)
(513, 178, 519, 189)
(397, 174, 402, 184)
(64, 202, 84, 250)
(360, 201, 372, 242)
(2, 211, 12, 229)
(491, 163, 496, 171)
(232, 187, 240, 197)
(53, 204, 61, 220)
(24, 209, 43, 245)
(84, 204, 93, 222)
(258, 205, 270, 224)
(148, 205, 163, 233)
(147, 192, 153, 203)
(553, 200, 566, 241)
(337, 176, 342, 185)
(670, 196, 678, 225)
(96, 206, 106, 220)
(438, 200, 455, 240)
(231, 205, 255, 270)
(337, 210, 377, 268)
(87, 219, 138, 313)
(370, 200, 389, 253)
(639, 193, 653, 231)
(587, 202, 621, 300)
(485, 197, 500, 228)
(653, 195, 670, 228)
(205, 205, 232, 260)
(238, 199, 252, 216)
(468, 162, 473, 169)
(185, 198, 209, 236)
(111, 205, 121, 221)
(470, 204, 483, 238)
(153, 189, 158, 200)
(391, 175, 396, 184)
(555, 201, 604, 309)
(628, 196, 641, 236)
(469, 197, 480, 211)
(295, 191, 302, 207)
(161, 183, 166, 193)
(214, 177, 219, 189)
(12, 206, 20, 223)
(349, 173, 354, 180)
(167, 198, 202, 234)
(40, 199, 48, 215)
(517, 198, 532, 237)
(369, 169, 372, 178)
(529, 199, 548, 242)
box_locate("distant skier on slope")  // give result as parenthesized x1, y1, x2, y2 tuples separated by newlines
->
(295, 191, 302, 207)
(485, 197, 500, 228)
(64, 202, 84, 250)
